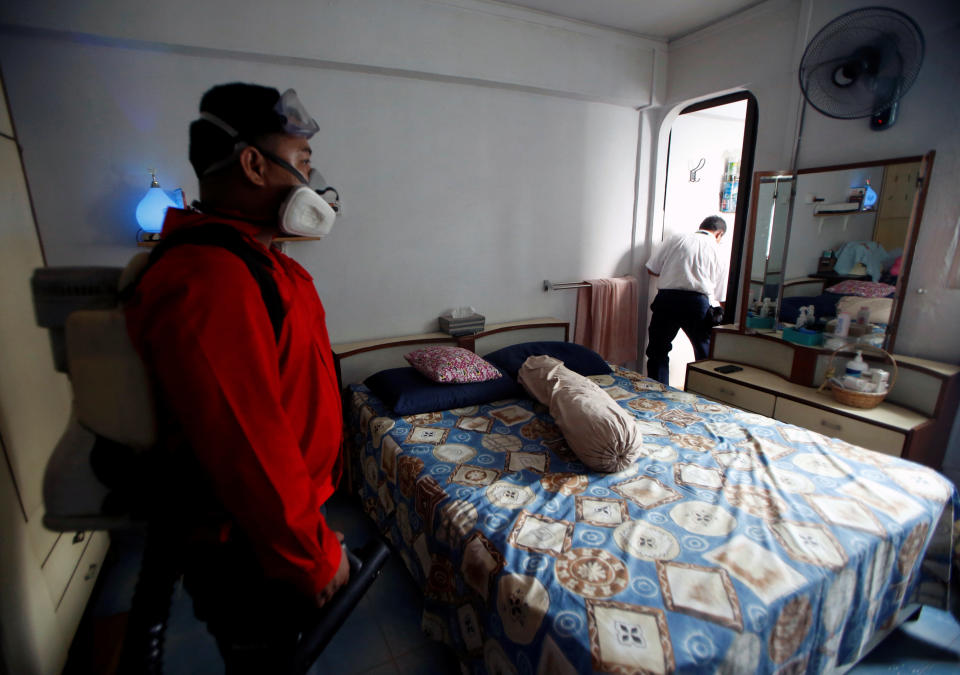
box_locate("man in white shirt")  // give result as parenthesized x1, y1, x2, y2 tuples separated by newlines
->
(645, 216, 728, 384)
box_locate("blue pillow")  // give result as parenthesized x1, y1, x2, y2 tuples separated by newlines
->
(364, 367, 523, 415)
(482, 341, 612, 380)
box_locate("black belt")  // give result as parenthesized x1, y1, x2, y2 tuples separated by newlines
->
(658, 288, 707, 297)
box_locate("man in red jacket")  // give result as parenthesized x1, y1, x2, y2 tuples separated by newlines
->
(125, 83, 347, 672)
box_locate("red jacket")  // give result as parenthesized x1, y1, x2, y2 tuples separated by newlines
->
(125, 208, 343, 596)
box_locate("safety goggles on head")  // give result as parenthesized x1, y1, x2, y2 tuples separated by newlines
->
(198, 88, 320, 176)
(274, 89, 319, 138)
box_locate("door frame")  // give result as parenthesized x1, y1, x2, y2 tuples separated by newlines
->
(671, 91, 759, 323)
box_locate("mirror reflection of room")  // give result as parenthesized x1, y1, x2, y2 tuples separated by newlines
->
(747, 175, 792, 328)
(746, 156, 925, 351)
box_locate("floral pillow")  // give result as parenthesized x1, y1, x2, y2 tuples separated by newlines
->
(404, 346, 503, 383)
(825, 280, 896, 298)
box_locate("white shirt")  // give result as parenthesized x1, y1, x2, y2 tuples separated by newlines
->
(645, 230, 728, 307)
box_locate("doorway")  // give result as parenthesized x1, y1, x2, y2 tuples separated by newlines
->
(652, 92, 758, 387)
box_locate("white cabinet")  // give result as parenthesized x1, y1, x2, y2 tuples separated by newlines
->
(685, 357, 952, 465)
(0, 77, 107, 675)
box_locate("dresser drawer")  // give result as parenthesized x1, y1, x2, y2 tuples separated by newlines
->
(774, 398, 905, 457)
(56, 530, 108, 635)
(42, 529, 93, 608)
(686, 371, 776, 416)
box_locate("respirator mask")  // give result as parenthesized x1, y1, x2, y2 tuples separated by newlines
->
(276, 167, 341, 238)
(198, 88, 342, 238)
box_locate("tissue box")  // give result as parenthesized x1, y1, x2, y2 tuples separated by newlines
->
(438, 312, 485, 336)
(782, 326, 823, 347)
(746, 315, 775, 329)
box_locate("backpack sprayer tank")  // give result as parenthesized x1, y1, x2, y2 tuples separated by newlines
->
(30, 259, 389, 674)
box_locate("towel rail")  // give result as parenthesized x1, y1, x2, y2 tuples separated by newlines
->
(543, 279, 591, 292)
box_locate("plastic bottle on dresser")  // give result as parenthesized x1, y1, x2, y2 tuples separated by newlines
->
(835, 312, 851, 337)
(845, 350, 868, 377)
(856, 306, 871, 325)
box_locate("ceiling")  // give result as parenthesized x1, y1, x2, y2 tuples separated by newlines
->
(493, 0, 768, 41)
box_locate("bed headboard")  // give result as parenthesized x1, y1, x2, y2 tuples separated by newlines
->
(333, 317, 569, 388)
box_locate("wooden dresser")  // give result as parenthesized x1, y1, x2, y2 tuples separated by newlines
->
(685, 329, 960, 469)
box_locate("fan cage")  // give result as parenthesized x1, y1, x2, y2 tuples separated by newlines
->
(799, 7, 924, 120)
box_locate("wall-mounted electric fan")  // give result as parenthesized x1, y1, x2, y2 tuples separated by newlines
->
(798, 7, 924, 130)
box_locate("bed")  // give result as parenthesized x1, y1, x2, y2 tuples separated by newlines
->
(335, 319, 958, 674)
(778, 278, 897, 327)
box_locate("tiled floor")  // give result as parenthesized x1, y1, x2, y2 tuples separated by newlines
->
(66, 493, 960, 674)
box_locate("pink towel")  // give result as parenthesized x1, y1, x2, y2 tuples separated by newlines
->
(574, 276, 639, 365)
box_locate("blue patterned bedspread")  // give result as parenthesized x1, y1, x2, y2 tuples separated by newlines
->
(347, 366, 958, 674)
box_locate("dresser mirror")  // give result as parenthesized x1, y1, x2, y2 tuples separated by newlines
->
(738, 151, 935, 353)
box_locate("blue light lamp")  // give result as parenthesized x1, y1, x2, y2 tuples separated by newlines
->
(136, 169, 178, 240)
(861, 180, 878, 211)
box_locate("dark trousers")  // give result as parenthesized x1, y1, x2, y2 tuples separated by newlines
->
(182, 530, 316, 674)
(645, 289, 711, 385)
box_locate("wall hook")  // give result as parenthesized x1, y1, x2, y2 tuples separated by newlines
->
(689, 157, 706, 183)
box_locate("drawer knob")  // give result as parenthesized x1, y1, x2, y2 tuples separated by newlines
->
(719, 387, 734, 396)
(72, 532, 85, 544)
(83, 563, 98, 581)
(820, 420, 842, 431)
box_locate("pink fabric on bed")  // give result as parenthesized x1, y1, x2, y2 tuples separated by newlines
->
(573, 276, 638, 365)
(825, 280, 896, 298)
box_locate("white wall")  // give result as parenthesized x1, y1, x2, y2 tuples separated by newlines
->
(0, 0, 663, 341)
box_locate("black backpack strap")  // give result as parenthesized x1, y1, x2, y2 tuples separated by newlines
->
(123, 223, 285, 342)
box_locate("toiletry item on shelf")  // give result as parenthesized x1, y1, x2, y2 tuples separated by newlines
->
(760, 297, 773, 318)
(796, 307, 809, 329)
(835, 312, 851, 337)
(845, 350, 867, 378)
(856, 306, 871, 325)
(842, 375, 868, 391)
(870, 369, 890, 393)
(806, 305, 816, 324)
(824, 336, 847, 350)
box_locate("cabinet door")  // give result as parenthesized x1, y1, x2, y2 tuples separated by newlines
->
(774, 398, 905, 456)
(686, 371, 776, 416)
(42, 530, 95, 610)
(0, 79, 102, 675)
(873, 161, 919, 251)
(878, 162, 919, 219)
(54, 531, 108, 640)
(0, 136, 73, 517)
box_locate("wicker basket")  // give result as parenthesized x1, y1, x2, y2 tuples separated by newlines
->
(819, 344, 898, 409)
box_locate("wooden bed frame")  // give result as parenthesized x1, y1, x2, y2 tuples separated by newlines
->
(331, 317, 569, 389)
